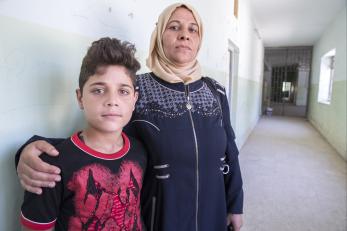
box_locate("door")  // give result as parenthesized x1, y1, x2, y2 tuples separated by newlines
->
(227, 40, 239, 129)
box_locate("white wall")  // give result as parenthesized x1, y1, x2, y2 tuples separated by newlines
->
(232, 0, 265, 147)
(308, 7, 347, 159)
(0, 0, 263, 229)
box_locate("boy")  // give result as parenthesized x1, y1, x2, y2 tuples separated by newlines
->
(20, 37, 147, 230)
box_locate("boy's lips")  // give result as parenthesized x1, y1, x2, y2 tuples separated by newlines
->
(102, 113, 122, 117)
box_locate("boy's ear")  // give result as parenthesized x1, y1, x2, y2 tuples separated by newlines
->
(76, 89, 84, 110)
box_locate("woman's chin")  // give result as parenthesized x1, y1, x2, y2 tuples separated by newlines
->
(173, 58, 196, 67)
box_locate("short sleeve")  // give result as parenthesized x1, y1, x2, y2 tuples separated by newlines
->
(20, 154, 62, 230)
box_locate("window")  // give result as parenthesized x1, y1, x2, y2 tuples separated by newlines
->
(318, 49, 335, 104)
(282, 81, 292, 101)
(282, 81, 291, 92)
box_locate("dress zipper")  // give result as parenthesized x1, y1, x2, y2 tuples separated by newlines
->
(185, 84, 199, 231)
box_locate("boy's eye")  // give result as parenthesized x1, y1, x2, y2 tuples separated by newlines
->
(91, 88, 105, 94)
(119, 89, 130, 95)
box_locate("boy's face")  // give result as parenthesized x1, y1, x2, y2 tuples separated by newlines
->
(76, 65, 138, 134)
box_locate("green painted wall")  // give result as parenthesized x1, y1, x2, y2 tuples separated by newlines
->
(0, 15, 93, 231)
(308, 8, 347, 159)
(202, 68, 264, 148)
(235, 78, 263, 146)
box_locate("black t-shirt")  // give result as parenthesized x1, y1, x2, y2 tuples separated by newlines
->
(21, 132, 147, 231)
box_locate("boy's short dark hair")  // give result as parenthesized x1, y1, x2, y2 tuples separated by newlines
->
(79, 37, 141, 92)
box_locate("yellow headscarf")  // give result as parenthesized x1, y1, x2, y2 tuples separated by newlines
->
(146, 3, 203, 84)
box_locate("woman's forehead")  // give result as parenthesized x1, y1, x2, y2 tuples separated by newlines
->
(169, 7, 197, 23)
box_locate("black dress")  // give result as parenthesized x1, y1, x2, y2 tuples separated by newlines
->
(127, 72, 243, 231)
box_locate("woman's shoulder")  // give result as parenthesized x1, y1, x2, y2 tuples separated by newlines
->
(136, 72, 152, 81)
(135, 72, 154, 90)
(202, 76, 226, 95)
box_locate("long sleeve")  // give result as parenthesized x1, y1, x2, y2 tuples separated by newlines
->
(15, 135, 65, 168)
(220, 87, 244, 214)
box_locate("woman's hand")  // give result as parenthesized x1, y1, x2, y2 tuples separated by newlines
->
(17, 140, 61, 194)
(227, 213, 243, 231)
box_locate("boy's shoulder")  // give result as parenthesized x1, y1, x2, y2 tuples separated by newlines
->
(125, 133, 146, 151)
(39, 136, 74, 165)
(54, 136, 75, 153)
(40, 133, 147, 164)
(124, 132, 148, 159)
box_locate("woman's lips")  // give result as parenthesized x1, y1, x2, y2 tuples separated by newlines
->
(176, 45, 191, 50)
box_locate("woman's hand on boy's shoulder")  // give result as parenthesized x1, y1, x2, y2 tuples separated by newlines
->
(17, 140, 61, 194)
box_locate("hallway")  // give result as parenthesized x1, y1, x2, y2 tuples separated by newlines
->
(239, 116, 347, 231)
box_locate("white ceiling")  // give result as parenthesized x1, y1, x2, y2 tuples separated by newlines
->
(248, 0, 346, 47)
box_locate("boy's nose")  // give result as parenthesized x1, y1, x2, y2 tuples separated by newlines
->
(107, 102, 118, 106)
(106, 94, 119, 106)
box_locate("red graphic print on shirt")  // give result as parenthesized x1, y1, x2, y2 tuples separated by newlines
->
(66, 161, 143, 230)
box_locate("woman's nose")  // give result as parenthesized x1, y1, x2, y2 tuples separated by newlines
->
(179, 30, 190, 40)
(179, 35, 189, 40)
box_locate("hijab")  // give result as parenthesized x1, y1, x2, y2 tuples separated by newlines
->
(146, 3, 203, 84)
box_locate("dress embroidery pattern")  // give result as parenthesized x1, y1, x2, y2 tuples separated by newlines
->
(136, 73, 221, 118)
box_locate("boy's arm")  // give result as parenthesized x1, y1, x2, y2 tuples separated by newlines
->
(16, 136, 64, 194)
(20, 153, 62, 231)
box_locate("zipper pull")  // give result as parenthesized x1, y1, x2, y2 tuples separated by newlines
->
(185, 85, 192, 110)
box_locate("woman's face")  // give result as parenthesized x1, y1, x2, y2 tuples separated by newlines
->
(162, 7, 200, 67)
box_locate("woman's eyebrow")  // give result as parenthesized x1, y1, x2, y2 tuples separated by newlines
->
(167, 20, 180, 24)
(167, 20, 198, 27)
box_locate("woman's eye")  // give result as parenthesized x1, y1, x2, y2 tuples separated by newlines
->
(189, 27, 198, 33)
(168, 25, 179, 31)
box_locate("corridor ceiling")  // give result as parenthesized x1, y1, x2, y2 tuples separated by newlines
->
(248, 0, 346, 47)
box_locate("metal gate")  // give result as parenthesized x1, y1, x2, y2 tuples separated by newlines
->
(270, 64, 301, 116)
(264, 47, 312, 117)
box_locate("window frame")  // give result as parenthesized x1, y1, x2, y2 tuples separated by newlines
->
(317, 49, 336, 105)
(234, 0, 238, 18)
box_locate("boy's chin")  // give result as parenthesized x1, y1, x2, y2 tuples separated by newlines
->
(101, 127, 124, 134)
(87, 125, 124, 134)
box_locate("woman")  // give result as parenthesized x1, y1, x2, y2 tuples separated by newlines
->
(16, 3, 243, 231)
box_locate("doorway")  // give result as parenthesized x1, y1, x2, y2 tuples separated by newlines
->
(263, 47, 312, 117)
(270, 64, 304, 116)
(227, 40, 239, 129)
